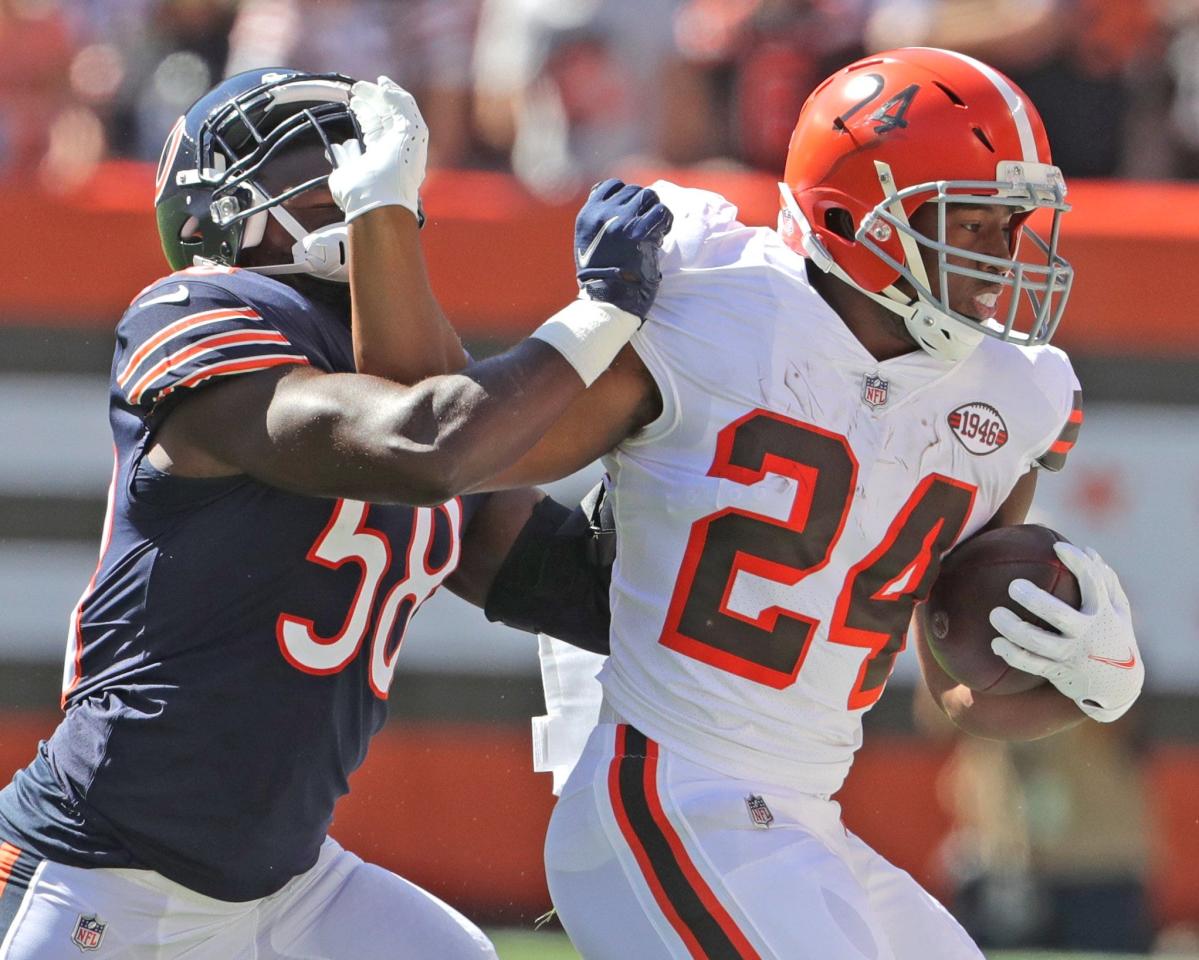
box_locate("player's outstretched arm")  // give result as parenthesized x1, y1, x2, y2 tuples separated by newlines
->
(154, 339, 594, 505)
(148, 181, 672, 505)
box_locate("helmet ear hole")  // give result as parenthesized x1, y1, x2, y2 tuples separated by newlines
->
(824, 208, 856, 242)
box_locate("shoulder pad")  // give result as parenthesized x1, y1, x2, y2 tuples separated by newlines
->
(115, 273, 310, 415)
(649, 180, 744, 274)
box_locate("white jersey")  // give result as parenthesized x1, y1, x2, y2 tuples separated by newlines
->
(596, 181, 1080, 797)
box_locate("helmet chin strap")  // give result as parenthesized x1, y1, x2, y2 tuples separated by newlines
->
(777, 178, 983, 364)
(235, 184, 350, 283)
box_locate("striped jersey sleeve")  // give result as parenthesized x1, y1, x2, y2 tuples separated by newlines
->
(1035, 388, 1083, 471)
(114, 276, 311, 414)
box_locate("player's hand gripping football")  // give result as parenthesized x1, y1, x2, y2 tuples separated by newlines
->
(574, 179, 674, 320)
(990, 542, 1144, 722)
(329, 76, 428, 223)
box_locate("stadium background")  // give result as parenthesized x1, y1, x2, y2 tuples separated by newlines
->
(1, 0, 1198, 955)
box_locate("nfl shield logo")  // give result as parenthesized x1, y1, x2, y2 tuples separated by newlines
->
(71, 914, 106, 952)
(862, 374, 889, 408)
(745, 794, 774, 828)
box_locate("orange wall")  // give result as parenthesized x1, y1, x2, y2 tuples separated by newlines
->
(4, 163, 1199, 357)
(0, 711, 1195, 925)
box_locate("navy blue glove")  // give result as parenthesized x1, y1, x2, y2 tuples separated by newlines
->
(574, 179, 674, 320)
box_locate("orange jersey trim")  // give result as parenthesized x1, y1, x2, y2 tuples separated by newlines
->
(0, 841, 21, 898)
(117, 307, 263, 388)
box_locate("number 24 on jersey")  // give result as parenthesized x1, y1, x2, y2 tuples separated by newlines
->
(660, 409, 976, 709)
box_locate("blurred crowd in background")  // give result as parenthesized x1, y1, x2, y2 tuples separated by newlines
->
(2, 1, 1197, 955)
(4, 0, 1199, 198)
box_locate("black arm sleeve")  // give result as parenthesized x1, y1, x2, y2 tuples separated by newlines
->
(483, 479, 615, 654)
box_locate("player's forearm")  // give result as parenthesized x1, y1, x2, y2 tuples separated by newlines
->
(915, 622, 1085, 741)
(445, 487, 544, 606)
(348, 206, 467, 382)
(466, 345, 658, 493)
(477, 481, 614, 655)
(936, 682, 1087, 741)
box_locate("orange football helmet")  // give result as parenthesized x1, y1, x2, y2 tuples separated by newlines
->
(779, 47, 1072, 361)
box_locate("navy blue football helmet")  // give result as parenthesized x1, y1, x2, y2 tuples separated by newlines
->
(154, 68, 359, 281)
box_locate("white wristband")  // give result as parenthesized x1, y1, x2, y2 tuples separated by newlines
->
(530, 299, 641, 387)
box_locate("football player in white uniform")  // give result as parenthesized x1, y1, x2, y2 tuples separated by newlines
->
(372, 48, 1143, 960)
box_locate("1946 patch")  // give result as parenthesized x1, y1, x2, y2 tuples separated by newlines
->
(948, 402, 1008, 455)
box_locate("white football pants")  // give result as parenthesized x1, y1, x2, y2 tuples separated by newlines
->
(0, 836, 496, 959)
(545, 723, 984, 960)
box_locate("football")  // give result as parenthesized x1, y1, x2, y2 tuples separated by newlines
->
(924, 524, 1082, 695)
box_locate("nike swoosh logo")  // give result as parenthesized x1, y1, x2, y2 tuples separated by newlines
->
(1088, 651, 1138, 670)
(138, 284, 189, 308)
(577, 216, 621, 268)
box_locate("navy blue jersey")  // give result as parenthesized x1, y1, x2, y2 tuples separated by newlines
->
(0, 266, 479, 901)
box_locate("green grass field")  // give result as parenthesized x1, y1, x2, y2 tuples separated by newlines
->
(487, 929, 1152, 960)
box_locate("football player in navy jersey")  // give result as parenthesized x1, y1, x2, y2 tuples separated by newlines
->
(0, 71, 668, 958)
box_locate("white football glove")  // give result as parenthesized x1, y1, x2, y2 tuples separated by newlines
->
(328, 76, 428, 223)
(990, 542, 1143, 722)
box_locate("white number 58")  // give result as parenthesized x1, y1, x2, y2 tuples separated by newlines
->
(276, 498, 462, 698)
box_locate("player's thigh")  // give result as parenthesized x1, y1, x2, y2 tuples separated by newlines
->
(846, 831, 983, 960)
(261, 839, 497, 960)
(546, 772, 682, 960)
(546, 725, 896, 960)
(0, 859, 127, 960)
(0, 855, 257, 959)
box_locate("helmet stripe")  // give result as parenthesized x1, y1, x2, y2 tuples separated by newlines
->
(915, 48, 1038, 162)
(154, 116, 187, 205)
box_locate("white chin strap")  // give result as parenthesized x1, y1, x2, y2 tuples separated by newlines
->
(778, 178, 983, 364)
(234, 184, 350, 283)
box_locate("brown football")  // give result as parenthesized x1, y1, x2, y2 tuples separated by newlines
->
(924, 524, 1081, 695)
